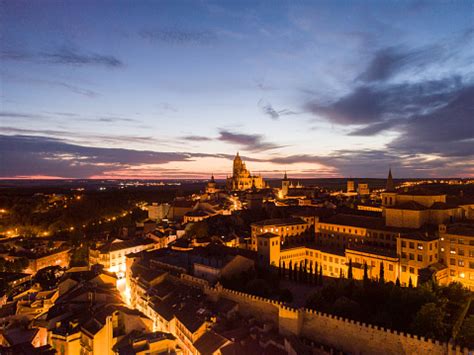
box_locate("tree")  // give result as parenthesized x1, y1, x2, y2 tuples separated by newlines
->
(408, 277, 413, 288)
(458, 315, 474, 349)
(348, 259, 353, 279)
(379, 262, 385, 284)
(395, 277, 401, 287)
(410, 302, 447, 340)
(278, 261, 282, 279)
(281, 261, 286, 279)
(303, 260, 308, 283)
(363, 262, 369, 286)
(319, 265, 323, 285)
(314, 262, 318, 285)
(288, 261, 293, 281)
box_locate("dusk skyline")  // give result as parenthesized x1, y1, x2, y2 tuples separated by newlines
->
(1, 0, 473, 179)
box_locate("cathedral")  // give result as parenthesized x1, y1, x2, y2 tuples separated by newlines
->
(226, 152, 264, 191)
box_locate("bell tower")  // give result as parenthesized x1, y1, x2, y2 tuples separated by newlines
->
(281, 171, 290, 198)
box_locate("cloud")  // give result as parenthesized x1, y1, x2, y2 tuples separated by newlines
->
(1, 47, 122, 68)
(357, 45, 445, 83)
(307, 77, 464, 126)
(139, 28, 216, 45)
(0, 112, 47, 119)
(265, 148, 473, 178)
(258, 100, 297, 120)
(0, 127, 155, 146)
(0, 135, 231, 178)
(180, 135, 213, 141)
(217, 129, 283, 152)
(1, 72, 99, 98)
(42, 47, 122, 67)
(388, 85, 474, 157)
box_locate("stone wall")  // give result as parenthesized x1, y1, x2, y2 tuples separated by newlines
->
(204, 284, 471, 355)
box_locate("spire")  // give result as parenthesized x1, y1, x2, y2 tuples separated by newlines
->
(283, 171, 288, 180)
(386, 167, 395, 192)
(211, 173, 215, 182)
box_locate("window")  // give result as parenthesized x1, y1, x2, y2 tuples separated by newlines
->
(402, 252, 407, 258)
(402, 266, 407, 272)
(458, 249, 465, 256)
(458, 239, 464, 245)
(450, 258, 456, 265)
(388, 264, 394, 271)
(470, 262, 474, 269)
(450, 270, 455, 276)
(409, 253, 414, 260)
(402, 241, 406, 247)
(458, 260, 465, 267)
(417, 255, 423, 262)
(417, 243, 423, 250)
(409, 242, 415, 249)
(429, 243, 433, 251)
(409, 267, 415, 274)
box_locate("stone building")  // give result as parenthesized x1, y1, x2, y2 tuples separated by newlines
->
(226, 152, 264, 191)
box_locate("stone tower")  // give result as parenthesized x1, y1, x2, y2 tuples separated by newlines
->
(386, 168, 395, 192)
(281, 171, 290, 198)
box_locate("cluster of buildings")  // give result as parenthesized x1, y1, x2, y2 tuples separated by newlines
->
(253, 171, 474, 289)
(0, 153, 473, 353)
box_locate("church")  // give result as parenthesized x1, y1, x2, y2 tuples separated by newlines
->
(226, 152, 264, 191)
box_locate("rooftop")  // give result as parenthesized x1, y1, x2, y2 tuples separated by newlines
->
(251, 217, 307, 227)
(97, 238, 155, 253)
(446, 223, 474, 237)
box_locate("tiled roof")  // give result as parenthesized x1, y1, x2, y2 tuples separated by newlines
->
(194, 331, 229, 354)
(391, 201, 427, 210)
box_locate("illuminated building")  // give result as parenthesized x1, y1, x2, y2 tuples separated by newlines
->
(226, 152, 264, 191)
(251, 217, 311, 251)
(89, 238, 157, 274)
(439, 223, 474, 291)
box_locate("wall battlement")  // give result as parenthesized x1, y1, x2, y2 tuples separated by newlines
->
(203, 284, 471, 354)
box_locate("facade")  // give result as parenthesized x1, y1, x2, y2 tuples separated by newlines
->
(226, 152, 264, 191)
(439, 223, 474, 290)
(89, 238, 157, 274)
(358, 183, 370, 195)
(27, 248, 71, 274)
(205, 174, 219, 194)
(250, 217, 311, 251)
(347, 180, 355, 193)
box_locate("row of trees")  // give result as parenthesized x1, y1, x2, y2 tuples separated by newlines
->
(279, 258, 414, 289)
(279, 260, 324, 285)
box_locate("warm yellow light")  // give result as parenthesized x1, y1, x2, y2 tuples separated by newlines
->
(460, 272, 465, 278)
(69, 226, 75, 231)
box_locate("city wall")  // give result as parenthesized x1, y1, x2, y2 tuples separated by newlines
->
(203, 284, 471, 355)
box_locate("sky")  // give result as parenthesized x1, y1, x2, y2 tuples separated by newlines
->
(0, 0, 473, 179)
